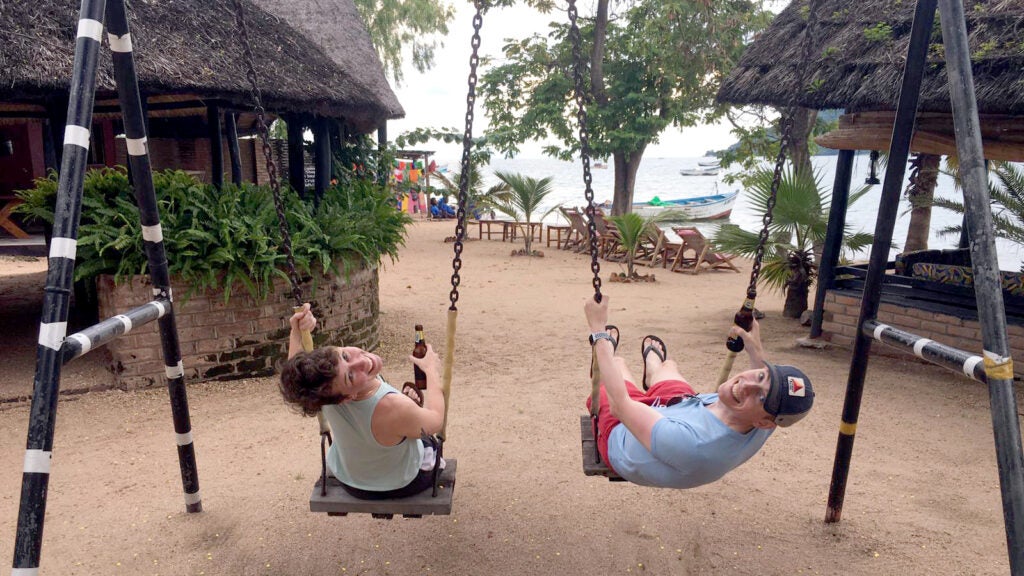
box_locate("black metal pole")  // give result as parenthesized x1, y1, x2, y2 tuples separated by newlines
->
(861, 319, 986, 382)
(224, 111, 243, 186)
(809, 149, 854, 338)
(377, 122, 388, 186)
(12, 0, 106, 572)
(938, 0, 1024, 571)
(313, 117, 331, 207)
(61, 300, 170, 362)
(207, 103, 224, 190)
(825, 0, 936, 524)
(286, 115, 305, 195)
(106, 0, 203, 514)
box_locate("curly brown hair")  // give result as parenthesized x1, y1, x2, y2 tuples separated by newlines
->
(279, 347, 347, 416)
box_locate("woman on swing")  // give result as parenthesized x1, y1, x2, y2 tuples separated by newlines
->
(279, 304, 446, 499)
(585, 296, 814, 488)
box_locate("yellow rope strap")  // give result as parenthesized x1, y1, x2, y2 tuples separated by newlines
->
(294, 305, 330, 436)
(984, 353, 1014, 381)
(589, 352, 601, 418)
(717, 350, 738, 385)
(441, 309, 457, 440)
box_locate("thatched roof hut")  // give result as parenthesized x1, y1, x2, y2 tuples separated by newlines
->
(718, 0, 1024, 161)
(251, 0, 404, 119)
(0, 0, 402, 131)
(718, 0, 1024, 115)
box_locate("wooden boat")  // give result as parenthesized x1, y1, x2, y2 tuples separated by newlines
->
(631, 190, 739, 221)
(697, 158, 721, 167)
(679, 166, 719, 177)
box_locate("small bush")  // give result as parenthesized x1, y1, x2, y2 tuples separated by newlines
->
(16, 167, 410, 300)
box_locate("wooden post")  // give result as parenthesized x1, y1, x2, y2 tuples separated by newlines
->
(286, 114, 305, 195)
(207, 103, 224, 189)
(809, 149, 854, 338)
(224, 111, 243, 186)
(313, 117, 331, 207)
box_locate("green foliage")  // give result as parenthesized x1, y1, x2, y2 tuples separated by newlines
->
(712, 166, 873, 296)
(477, 0, 771, 209)
(863, 22, 893, 42)
(608, 210, 681, 278)
(16, 168, 410, 300)
(352, 0, 455, 84)
(929, 162, 1024, 271)
(491, 170, 559, 255)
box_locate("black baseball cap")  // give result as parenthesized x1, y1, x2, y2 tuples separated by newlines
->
(763, 362, 814, 427)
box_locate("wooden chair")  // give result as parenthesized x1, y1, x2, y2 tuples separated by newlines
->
(595, 214, 625, 261)
(638, 226, 683, 268)
(559, 207, 588, 251)
(670, 226, 741, 274)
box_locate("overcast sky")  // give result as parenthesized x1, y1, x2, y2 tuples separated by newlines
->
(388, 3, 740, 161)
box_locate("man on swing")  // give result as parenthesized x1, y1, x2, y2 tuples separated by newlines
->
(279, 304, 446, 499)
(584, 296, 814, 488)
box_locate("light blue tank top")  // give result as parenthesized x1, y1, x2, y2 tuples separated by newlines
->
(607, 393, 772, 489)
(322, 378, 424, 491)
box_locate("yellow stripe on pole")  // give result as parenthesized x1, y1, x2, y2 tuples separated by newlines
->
(590, 353, 601, 418)
(839, 421, 857, 436)
(983, 354, 1014, 381)
(441, 309, 457, 440)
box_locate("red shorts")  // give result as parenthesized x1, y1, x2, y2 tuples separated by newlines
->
(585, 379, 697, 474)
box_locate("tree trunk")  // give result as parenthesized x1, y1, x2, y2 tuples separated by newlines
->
(787, 107, 817, 176)
(611, 146, 646, 215)
(783, 252, 811, 318)
(903, 153, 941, 253)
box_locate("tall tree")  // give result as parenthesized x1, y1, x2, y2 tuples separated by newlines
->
(353, 0, 456, 84)
(479, 0, 771, 215)
(903, 153, 941, 253)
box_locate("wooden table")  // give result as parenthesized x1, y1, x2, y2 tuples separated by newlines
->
(505, 221, 543, 243)
(475, 219, 513, 240)
(546, 225, 573, 248)
(0, 197, 28, 239)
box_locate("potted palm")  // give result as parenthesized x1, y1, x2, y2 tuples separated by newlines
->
(712, 166, 873, 318)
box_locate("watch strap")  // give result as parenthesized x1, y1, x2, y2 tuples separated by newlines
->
(589, 331, 614, 346)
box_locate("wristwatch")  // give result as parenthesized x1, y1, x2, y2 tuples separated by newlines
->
(589, 331, 614, 346)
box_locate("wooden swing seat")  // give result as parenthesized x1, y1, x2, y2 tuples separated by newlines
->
(310, 460, 457, 519)
(580, 416, 625, 482)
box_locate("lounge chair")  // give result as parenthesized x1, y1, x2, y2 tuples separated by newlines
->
(559, 207, 588, 251)
(638, 226, 683, 269)
(670, 226, 741, 274)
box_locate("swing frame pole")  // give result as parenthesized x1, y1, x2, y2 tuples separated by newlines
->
(825, 0, 934, 524)
(937, 0, 1024, 568)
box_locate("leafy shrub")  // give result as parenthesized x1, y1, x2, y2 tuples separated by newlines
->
(16, 167, 410, 299)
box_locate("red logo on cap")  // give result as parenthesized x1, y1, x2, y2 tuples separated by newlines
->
(787, 377, 806, 397)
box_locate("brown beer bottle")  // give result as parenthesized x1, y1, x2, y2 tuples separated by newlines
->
(726, 292, 756, 353)
(413, 324, 428, 390)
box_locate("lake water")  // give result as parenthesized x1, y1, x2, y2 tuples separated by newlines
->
(453, 154, 1024, 271)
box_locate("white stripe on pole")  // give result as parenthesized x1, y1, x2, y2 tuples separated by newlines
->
(23, 449, 52, 474)
(12, 567, 40, 576)
(38, 322, 68, 351)
(963, 355, 984, 379)
(107, 32, 133, 53)
(183, 490, 202, 505)
(150, 300, 168, 317)
(115, 314, 133, 333)
(125, 137, 147, 156)
(176, 431, 193, 446)
(76, 18, 103, 42)
(873, 323, 890, 341)
(141, 224, 163, 243)
(67, 333, 92, 355)
(48, 237, 78, 261)
(64, 125, 91, 150)
(166, 361, 184, 379)
(912, 338, 933, 358)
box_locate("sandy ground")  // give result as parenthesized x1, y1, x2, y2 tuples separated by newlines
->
(0, 220, 1016, 575)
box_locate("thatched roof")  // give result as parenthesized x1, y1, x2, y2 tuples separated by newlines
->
(250, 0, 404, 118)
(0, 0, 402, 132)
(718, 0, 1024, 115)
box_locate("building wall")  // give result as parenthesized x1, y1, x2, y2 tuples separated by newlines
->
(96, 265, 379, 389)
(822, 290, 1024, 377)
(0, 121, 46, 194)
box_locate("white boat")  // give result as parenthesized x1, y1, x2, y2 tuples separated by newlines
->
(697, 158, 721, 167)
(679, 167, 719, 176)
(631, 190, 740, 221)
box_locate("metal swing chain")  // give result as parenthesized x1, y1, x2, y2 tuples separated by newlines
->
(567, 0, 602, 302)
(746, 0, 820, 295)
(230, 0, 304, 307)
(449, 1, 484, 311)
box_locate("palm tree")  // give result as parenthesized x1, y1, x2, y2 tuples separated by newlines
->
(608, 210, 686, 279)
(432, 168, 509, 219)
(712, 166, 874, 318)
(929, 161, 1024, 271)
(492, 170, 559, 256)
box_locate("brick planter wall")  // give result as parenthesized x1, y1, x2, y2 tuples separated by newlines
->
(822, 289, 1024, 377)
(96, 265, 379, 389)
